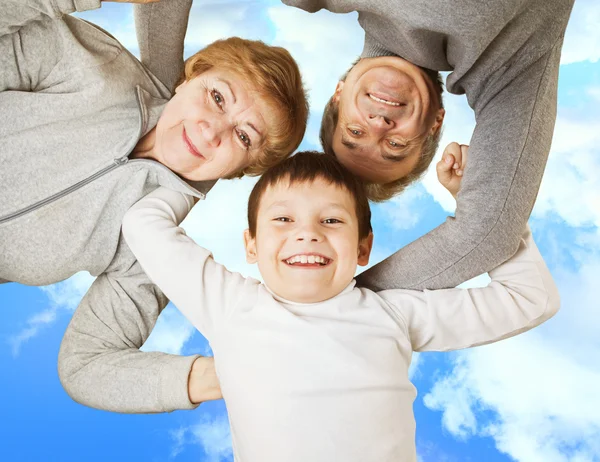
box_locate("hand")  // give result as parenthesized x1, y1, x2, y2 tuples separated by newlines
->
(436, 142, 469, 199)
(188, 356, 222, 404)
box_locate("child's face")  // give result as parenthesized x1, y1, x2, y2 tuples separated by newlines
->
(244, 178, 373, 303)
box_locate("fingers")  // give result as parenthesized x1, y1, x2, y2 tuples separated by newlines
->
(442, 142, 469, 176)
(436, 152, 455, 184)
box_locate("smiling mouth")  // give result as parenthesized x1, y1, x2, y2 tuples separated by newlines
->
(368, 93, 402, 107)
(183, 128, 205, 159)
(283, 254, 332, 267)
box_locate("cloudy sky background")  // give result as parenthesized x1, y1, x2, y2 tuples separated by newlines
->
(1, 0, 599, 460)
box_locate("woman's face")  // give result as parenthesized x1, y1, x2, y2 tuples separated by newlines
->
(153, 68, 271, 181)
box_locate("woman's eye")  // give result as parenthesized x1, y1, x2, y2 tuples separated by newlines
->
(274, 217, 291, 222)
(211, 89, 224, 109)
(349, 129, 362, 136)
(237, 129, 252, 148)
(323, 218, 342, 224)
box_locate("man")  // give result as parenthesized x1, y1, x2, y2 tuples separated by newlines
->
(284, 0, 575, 290)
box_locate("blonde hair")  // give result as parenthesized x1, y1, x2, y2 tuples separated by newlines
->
(180, 37, 309, 178)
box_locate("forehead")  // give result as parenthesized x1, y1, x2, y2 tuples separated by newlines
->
(258, 177, 356, 213)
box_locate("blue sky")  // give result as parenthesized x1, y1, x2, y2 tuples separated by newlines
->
(2, 1, 600, 461)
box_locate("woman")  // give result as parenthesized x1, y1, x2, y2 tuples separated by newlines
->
(0, 0, 308, 412)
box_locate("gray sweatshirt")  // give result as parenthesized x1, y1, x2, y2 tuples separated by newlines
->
(283, 0, 574, 291)
(1, 0, 215, 412)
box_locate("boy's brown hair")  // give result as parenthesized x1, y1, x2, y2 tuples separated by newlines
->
(247, 151, 372, 240)
(180, 37, 309, 178)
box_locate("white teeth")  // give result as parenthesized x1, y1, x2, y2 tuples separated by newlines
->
(285, 255, 329, 265)
(368, 93, 401, 106)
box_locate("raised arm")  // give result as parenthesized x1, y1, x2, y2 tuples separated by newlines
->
(357, 35, 565, 291)
(134, 0, 192, 93)
(382, 225, 560, 352)
(1, 0, 101, 91)
(122, 186, 254, 340)
(1, 0, 100, 38)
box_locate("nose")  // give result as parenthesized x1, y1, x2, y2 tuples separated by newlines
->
(199, 120, 224, 148)
(366, 114, 394, 134)
(295, 223, 323, 243)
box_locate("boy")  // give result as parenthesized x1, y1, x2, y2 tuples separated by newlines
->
(122, 151, 559, 462)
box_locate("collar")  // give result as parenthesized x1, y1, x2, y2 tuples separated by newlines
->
(264, 280, 357, 306)
(361, 33, 398, 59)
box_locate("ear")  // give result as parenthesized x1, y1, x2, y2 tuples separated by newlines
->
(332, 81, 345, 103)
(430, 108, 445, 136)
(357, 232, 374, 267)
(243, 229, 258, 264)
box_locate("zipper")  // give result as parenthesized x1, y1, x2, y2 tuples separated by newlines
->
(0, 156, 129, 225)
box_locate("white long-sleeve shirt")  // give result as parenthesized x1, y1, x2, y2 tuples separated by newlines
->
(122, 187, 560, 462)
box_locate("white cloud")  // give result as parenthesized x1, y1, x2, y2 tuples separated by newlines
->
(192, 413, 233, 462)
(183, 176, 262, 281)
(377, 186, 427, 231)
(168, 414, 233, 461)
(8, 271, 95, 356)
(533, 114, 600, 228)
(141, 304, 197, 355)
(268, 6, 364, 111)
(561, 0, 600, 64)
(422, 251, 600, 462)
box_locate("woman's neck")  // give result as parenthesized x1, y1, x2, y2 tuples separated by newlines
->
(131, 126, 157, 160)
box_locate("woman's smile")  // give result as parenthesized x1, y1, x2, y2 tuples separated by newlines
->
(182, 127, 206, 159)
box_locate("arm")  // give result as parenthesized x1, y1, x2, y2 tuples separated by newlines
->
(1, 0, 101, 37)
(122, 186, 252, 341)
(0, 0, 101, 91)
(381, 226, 560, 352)
(357, 36, 564, 291)
(134, 0, 192, 93)
(58, 257, 221, 413)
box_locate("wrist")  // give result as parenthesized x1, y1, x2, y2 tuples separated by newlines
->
(188, 356, 222, 404)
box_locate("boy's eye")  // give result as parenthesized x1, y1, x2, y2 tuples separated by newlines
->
(323, 218, 342, 224)
(211, 89, 224, 109)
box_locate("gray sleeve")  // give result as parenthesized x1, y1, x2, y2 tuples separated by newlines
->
(134, 0, 192, 93)
(1, 0, 101, 37)
(58, 259, 200, 414)
(357, 36, 564, 291)
(0, 0, 100, 91)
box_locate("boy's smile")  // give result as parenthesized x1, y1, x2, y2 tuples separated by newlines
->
(244, 177, 372, 304)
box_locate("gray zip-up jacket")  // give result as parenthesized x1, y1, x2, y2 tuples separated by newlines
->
(284, 0, 574, 291)
(1, 0, 215, 412)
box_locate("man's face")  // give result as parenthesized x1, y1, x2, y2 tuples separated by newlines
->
(332, 56, 444, 184)
(244, 178, 372, 304)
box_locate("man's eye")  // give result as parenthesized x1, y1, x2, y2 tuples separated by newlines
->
(237, 129, 252, 148)
(323, 218, 342, 224)
(388, 139, 406, 149)
(211, 89, 224, 109)
(349, 128, 362, 136)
